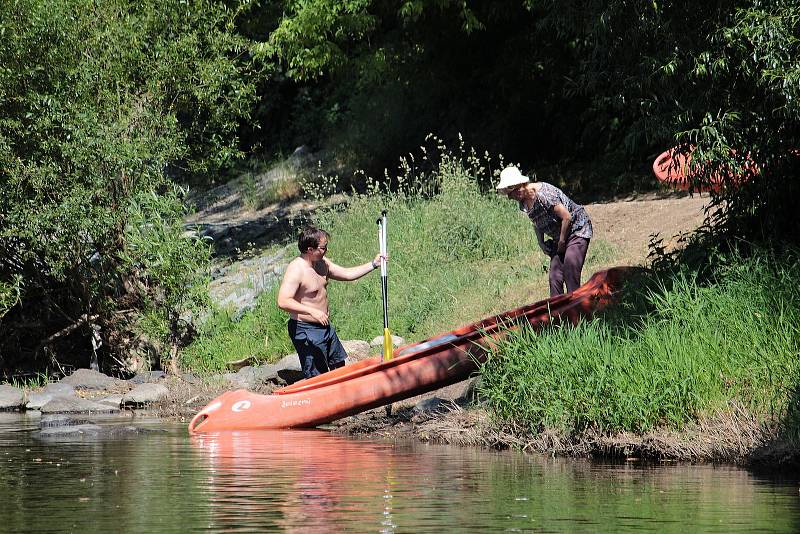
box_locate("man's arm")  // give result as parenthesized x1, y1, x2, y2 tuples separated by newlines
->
(326, 254, 383, 282)
(277, 263, 329, 324)
(553, 203, 572, 254)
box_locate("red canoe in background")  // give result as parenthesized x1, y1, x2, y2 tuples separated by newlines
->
(188, 267, 636, 433)
(652, 145, 756, 192)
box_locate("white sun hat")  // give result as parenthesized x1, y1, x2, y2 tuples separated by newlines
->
(496, 165, 530, 192)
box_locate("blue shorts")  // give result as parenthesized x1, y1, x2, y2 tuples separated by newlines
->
(288, 319, 348, 379)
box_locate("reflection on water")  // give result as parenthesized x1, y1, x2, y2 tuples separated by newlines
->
(0, 412, 798, 532)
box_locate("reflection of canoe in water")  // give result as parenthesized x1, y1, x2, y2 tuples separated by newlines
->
(190, 430, 402, 531)
(652, 145, 756, 192)
(191, 430, 392, 484)
(189, 267, 635, 433)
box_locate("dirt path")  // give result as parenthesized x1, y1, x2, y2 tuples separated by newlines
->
(588, 191, 709, 266)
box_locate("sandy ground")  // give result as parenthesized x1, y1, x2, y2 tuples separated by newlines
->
(587, 191, 709, 265)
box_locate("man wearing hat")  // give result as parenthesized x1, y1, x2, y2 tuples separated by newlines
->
(496, 166, 593, 296)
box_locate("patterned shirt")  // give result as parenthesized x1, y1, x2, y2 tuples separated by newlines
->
(519, 182, 593, 241)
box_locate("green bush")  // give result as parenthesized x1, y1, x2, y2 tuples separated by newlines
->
(0, 0, 263, 370)
(180, 284, 294, 372)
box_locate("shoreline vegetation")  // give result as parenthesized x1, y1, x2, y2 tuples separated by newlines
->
(3, 144, 798, 466)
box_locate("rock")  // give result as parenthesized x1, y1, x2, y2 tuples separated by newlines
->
(370, 335, 406, 348)
(43, 382, 76, 395)
(274, 353, 305, 385)
(40, 395, 119, 414)
(122, 383, 169, 407)
(227, 355, 256, 371)
(342, 340, 372, 363)
(28, 382, 79, 410)
(38, 424, 103, 437)
(40, 414, 94, 428)
(274, 353, 302, 372)
(179, 372, 203, 386)
(413, 397, 451, 415)
(224, 365, 281, 389)
(49, 382, 77, 395)
(96, 394, 124, 408)
(59, 369, 128, 391)
(222, 372, 247, 388)
(27, 392, 63, 411)
(0, 385, 25, 410)
(36, 424, 165, 439)
(129, 371, 167, 385)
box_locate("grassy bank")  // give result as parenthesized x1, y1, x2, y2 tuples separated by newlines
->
(180, 152, 612, 371)
(478, 249, 800, 450)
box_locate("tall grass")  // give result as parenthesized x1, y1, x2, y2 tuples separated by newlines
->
(478, 248, 800, 434)
(179, 284, 295, 372)
(181, 143, 611, 370)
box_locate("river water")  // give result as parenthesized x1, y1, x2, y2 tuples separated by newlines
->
(0, 413, 798, 533)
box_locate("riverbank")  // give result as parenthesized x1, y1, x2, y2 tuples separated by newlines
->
(329, 396, 797, 467)
(170, 165, 800, 466)
(4, 360, 795, 466)
(146, 362, 799, 467)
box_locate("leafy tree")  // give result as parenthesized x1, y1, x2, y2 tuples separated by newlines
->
(0, 0, 263, 373)
(120, 189, 211, 374)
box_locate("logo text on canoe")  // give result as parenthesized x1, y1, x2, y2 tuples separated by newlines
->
(281, 399, 311, 408)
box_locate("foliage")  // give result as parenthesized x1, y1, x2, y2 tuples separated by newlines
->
(265, 0, 377, 81)
(3, 0, 798, 380)
(479, 248, 800, 434)
(180, 284, 294, 372)
(0, 0, 262, 371)
(119, 189, 212, 369)
(525, 0, 800, 243)
(258, 0, 800, 248)
(0, 276, 21, 319)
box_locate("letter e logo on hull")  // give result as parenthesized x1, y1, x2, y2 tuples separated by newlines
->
(231, 400, 252, 412)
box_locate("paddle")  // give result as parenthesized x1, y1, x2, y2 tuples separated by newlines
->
(377, 211, 393, 417)
(377, 210, 392, 362)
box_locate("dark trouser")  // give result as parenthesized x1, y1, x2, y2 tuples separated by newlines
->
(288, 319, 348, 379)
(549, 235, 590, 296)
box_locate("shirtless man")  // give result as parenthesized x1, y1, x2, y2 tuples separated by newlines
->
(277, 226, 385, 378)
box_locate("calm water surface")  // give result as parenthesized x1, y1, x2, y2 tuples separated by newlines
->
(0, 412, 798, 533)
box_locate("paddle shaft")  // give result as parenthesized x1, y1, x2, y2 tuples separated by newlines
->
(377, 211, 391, 361)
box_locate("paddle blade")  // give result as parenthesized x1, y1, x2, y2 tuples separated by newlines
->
(383, 327, 393, 361)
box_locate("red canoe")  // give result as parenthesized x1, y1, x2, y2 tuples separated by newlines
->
(652, 145, 756, 192)
(188, 267, 636, 433)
